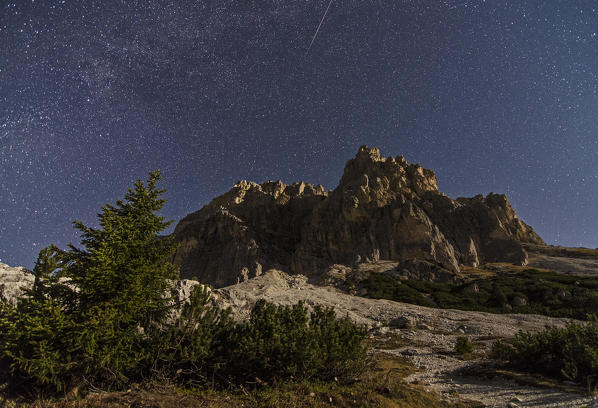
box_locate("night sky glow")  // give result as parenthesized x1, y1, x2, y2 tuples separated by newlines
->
(2, 0, 598, 268)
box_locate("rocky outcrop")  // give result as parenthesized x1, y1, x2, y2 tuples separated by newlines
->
(172, 146, 544, 287)
(0, 261, 204, 317)
(0, 262, 34, 305)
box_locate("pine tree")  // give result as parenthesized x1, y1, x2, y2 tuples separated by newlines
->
(0, 245, 77, 392)
(63, 170, 179, 385)
(66, 170, 178, 323)
(0, 170, 181, 391)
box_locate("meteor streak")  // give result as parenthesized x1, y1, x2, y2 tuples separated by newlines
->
(306, 0, 334, 55)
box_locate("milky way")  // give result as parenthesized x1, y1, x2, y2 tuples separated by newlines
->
(2, 0, 598, 268)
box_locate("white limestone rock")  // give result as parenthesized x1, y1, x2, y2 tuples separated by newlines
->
(0, 262, 34, 305)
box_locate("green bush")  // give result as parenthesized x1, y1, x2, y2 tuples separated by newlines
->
(148, 284, 233, 387)
(221, 300, 367, 384)
(493, 317, 598, 389)
(0, 171, 367, 396)
(455, 336, 474, 355)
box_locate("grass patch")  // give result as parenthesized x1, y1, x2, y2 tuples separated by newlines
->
(365, 333, 416, 350)
(525, 245, 598, 260)
(360, 269, 598, 320)
(456, 265, 495, 279)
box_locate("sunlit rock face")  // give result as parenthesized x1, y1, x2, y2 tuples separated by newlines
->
(172, 146, 544, 287)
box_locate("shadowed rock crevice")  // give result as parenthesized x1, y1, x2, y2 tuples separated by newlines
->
(172, 146, 544, 287)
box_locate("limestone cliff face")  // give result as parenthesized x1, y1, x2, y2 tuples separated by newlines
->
(172, 146, 544, 287)
(172, 180, 328, 287)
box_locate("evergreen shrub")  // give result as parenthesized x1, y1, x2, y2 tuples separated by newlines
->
(454, 336, 474, 355)
(492, 316, 598, 390)
(220, 300, 367, 384)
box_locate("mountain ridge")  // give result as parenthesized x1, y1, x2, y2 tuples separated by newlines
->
(172, 146, 544, 287)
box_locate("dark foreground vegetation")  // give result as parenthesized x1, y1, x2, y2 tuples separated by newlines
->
(361, 269, 598, 320)
(493, 317, 598, 392)
(0, 172, 366, 400)
(0, 354, 482, 408)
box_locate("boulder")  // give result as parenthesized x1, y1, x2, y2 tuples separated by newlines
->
(388, 315, 416, 329)
(557, 289, 571, 300)
(511, 296, 528, 307)
(463, 283, 480, 294)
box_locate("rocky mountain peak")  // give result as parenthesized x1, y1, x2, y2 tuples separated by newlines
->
(335, 145, 439, 215)
(174, 179, 327, 234)
(172, 146, 545, 287)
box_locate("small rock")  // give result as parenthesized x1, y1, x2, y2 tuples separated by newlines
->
(389, 315, 415, 329)
(417, 322, 433, 330)
(507, 403, 520, 408)
(463, 283, 480, 293)
(557, 289, 571, 299)
(511, 296, 527, 307)
(400, 348, 418, 356)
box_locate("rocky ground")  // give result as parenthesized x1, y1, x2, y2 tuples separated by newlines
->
(526, 246, 598, 277)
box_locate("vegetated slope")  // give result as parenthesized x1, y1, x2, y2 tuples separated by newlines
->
(172, 146, 543, 287)
(359, 268, 598, 320)
(211, 270, 592, 408)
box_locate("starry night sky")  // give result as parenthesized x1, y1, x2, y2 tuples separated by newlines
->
(2, 0, 598, 268)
